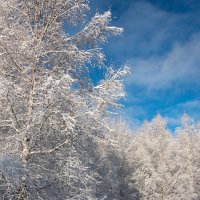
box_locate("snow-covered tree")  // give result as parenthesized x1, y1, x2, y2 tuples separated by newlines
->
(129, 114, 200, 200)
(94, 120, 139, 199)
(131, 115, 177, 200)
(174, 114, 200, 199)
(0, 0, 128, 199)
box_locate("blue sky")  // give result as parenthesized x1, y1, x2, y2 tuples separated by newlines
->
(88, 0, 200, 130)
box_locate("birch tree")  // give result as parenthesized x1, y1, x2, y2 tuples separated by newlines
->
(0, 0, 128, 199)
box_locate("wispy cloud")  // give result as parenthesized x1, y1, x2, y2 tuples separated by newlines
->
(128, 33, 200, 90)
(107, 1, 200, 58)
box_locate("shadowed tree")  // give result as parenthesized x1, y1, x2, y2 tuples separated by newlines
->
(94, 120, 139, 200)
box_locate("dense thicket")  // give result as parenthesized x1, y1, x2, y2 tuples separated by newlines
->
(0, 1, 199, 200)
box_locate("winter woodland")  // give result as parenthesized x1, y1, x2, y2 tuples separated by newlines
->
(0, 0, 199, 199)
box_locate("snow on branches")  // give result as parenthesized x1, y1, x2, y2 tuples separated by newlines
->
(0, 0, 127, 199)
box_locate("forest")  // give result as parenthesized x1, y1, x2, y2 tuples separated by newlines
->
(0, 0, 199, 199)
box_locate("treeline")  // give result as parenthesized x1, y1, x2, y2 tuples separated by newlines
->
(100, 114, 200, 200)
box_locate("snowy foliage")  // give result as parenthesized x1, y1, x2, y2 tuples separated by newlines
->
(130, 115, 200, 200)
(0, 0, 127, 199)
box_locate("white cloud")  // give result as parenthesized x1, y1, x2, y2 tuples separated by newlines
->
(108, 0, 199, 57)
(177, 100, 200, 109)
(102, 1, 200, 91)
(127, 33, 200, 90)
